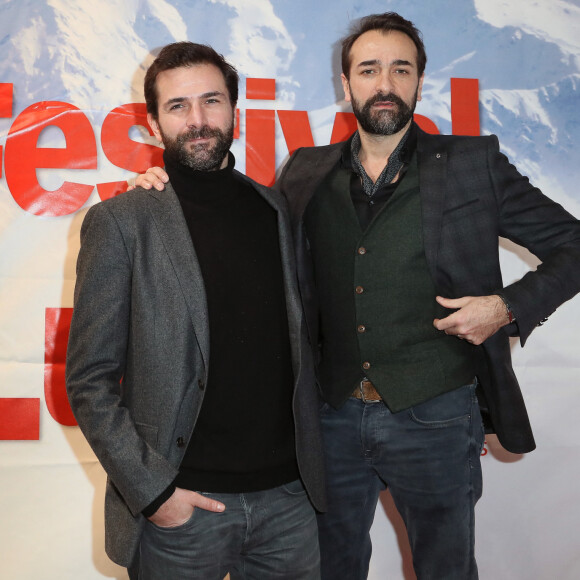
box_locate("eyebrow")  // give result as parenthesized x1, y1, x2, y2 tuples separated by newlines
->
(199, 91, 227, 100)
(356, 58, 414, 68)
(162, 91, 227, 108)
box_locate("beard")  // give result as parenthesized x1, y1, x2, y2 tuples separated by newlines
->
(162, 121, 235, 171)
(350, 88, 418, 136)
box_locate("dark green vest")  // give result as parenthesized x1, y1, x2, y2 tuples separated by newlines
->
(304, 155, 476, 411)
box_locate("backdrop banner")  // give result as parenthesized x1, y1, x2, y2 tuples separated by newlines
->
(1, 1, 579, 578)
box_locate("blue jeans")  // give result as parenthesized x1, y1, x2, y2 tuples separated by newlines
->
(135, 479, 320, 579)
(317, 382, 484, 580)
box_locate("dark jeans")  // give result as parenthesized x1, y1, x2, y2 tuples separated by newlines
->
(133, 479, 320, 579)
(317, 382, 484, 580)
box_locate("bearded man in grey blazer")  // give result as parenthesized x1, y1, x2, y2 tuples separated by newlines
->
(66, 41, 325, 580)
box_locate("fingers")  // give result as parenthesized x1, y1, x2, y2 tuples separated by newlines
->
(147, 167, 169, 191)
(134, 175, 157, 190)
(189, 492, 226, 513)
(433, 295, 472, 333)
(148, 488, 225, 528)
(435, 295, 471, 309)
(134, 167, 168, 191)
(148, 166, 169, 181)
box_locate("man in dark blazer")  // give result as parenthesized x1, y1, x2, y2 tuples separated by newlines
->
(275, 12, 580, 580)
(66, 42, 325, 580)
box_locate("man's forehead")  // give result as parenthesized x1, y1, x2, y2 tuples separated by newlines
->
(351, 29, 418, 67)
(156, 64, 227, 98)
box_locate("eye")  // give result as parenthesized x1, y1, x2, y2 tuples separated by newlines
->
(395, 68, 410, 75)
(361, 69, 376, 75)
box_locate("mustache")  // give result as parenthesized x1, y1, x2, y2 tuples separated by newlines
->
(366, 92, 407, 108)
(179, 125, 223, 141)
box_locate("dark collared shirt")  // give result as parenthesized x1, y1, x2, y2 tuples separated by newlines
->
(342, 123, 418, 230)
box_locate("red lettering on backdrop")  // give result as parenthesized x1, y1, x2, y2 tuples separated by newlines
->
(0, 399, 40, 440)
(4, 101, 97, 216)
(246, 78, 276, 100)
(44, 308, 77, 427)
(0, 82, 12, 117)
(99, 103, 164, 200)
(414, 114, 440, 135)
(0, 77, 483, 439)
(451, 78, 480, 136)
(330, 112, 359, 144)
(246, 109, 276, 186)
(277, 110, 315, 155)
(246, 78, 277, 186)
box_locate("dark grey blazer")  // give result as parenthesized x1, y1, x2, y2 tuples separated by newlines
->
(277, 125, 580, 455)
(66, 172, 326, 567)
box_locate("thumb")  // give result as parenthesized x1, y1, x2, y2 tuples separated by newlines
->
(436, 295, 468, 309)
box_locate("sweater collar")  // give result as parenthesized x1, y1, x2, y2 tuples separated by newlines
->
(164, 151, 237, 201)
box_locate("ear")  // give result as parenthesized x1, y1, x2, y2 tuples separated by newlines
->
(147, 113, 162, 142)
(341, 73, 351, 103)
(416, 73, 425, 102)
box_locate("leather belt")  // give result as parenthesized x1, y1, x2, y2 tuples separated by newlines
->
(351, 379, 382, 403)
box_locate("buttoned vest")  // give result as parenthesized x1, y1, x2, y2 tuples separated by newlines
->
(304, 155, 476, 410)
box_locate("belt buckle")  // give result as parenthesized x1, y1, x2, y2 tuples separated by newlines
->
(359, 379, 381, 403)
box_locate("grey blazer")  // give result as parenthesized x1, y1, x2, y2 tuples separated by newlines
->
(277, 125, 580, 455)
(66, 172, 326, 567)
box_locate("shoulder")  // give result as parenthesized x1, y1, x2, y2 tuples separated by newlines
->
(289, 141, 345, 166)
(81, 186, 180, 242)
(416, 126, 498, 156)
(85, 188, 149, 216)
(86, 185, 176, 218)
(277, 141, 345, 191)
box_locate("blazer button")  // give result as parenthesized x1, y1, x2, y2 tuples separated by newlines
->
(176, 437, 185, 448)
(355, 286, 364, 294)
(357, 324, 366, 333)
(198, 379, 205, 390)
(362, 361, 371, 370)
(357, 247, 367, 255)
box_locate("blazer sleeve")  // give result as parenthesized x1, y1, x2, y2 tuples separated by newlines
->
(65, 203, 178, 517)
(487, 136, 580, 344)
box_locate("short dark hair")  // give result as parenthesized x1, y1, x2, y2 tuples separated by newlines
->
(341, 12, 427, 79)
(144, 41, 239, 120)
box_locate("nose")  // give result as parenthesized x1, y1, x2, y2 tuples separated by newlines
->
(375, 70, 394, 94)
(186, 103, 206, 128)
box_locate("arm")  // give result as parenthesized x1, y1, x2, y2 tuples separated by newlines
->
(489, 137, 580, 343)
(434, 136, 580, 345)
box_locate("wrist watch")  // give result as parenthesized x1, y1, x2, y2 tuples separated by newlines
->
(497, 294, 516, 323)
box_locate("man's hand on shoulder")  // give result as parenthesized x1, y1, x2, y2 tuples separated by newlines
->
(127, 167, 169, 191)
(148, 487, 225, 528)
(433, 295, 510, 345)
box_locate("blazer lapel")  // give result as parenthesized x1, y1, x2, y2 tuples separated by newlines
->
(240, 173, 305, 375)
(146, 184, 210, 370)
(417, 129, 447, 287)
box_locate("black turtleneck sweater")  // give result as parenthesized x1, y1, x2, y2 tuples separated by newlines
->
(163, 152, 298, 495)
